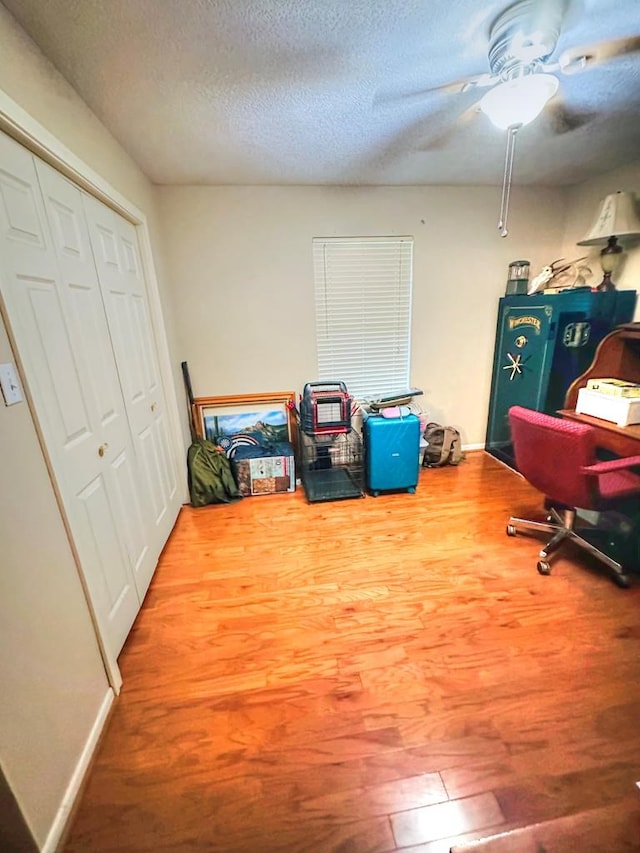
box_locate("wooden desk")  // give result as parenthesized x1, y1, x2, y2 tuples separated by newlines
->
(561, 321, 640, 456)
(558, 408, 640, 457)
(559, 323, 640, 573)
(564, 321, 640, 409)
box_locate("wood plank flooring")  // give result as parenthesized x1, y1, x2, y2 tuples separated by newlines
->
(63, 451, 640, 852)
(450, 796, 640, 852)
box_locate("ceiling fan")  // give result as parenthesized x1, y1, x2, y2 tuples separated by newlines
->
(442, 2, 635, 84)
(399, 0, 640, 135)
(378, 0, 640, 234)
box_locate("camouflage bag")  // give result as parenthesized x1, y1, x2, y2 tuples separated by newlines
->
(187, 438, 242, 506)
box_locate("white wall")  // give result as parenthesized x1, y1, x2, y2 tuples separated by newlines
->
(561, 159, 640, 314)
(0, 6, 180, 848)
(158, 184, 567, 444)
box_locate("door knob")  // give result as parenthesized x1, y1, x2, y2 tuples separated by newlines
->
(98, 443, 109, 457)
(151, 402, 157, 412)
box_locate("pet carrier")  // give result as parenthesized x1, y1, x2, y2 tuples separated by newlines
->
(300, 430, 364, 502)
(300, 381, 352, 434)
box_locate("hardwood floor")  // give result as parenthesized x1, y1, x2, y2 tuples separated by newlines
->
(63, 451, 640, 852)
(450, 796, 640, 851)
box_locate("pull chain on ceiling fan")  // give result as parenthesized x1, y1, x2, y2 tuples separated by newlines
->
(498, 124, 519, 238)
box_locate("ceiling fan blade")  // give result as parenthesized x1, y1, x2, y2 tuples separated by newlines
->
(373, 72, 496, 109)
(545, 99, 596, 135)
(433, 72, 496, 94)
(559, 35, 640, 74)
(416, 102, 482, 150)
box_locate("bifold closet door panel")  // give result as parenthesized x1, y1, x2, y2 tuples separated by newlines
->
(35, 159, 157, 602)
(82, 193, 179, 569)
(0, 132, 139, 657)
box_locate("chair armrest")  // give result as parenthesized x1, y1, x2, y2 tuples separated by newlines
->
(581, 456, 640, 475)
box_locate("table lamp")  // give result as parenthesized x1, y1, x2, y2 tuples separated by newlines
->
(577, 191, 640, 291)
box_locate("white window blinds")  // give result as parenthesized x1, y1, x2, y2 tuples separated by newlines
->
(313, 236, 413, 400)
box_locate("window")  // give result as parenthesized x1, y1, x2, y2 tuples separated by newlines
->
(313, 236, 413, 400)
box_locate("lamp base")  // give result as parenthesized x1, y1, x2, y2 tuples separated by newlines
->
(596, 236, 622, 292)
(596, 271, 616, 292)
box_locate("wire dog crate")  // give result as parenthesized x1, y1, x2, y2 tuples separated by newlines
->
(300, 430, 364, 502)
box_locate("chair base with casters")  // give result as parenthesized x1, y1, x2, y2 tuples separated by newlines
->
(507, 505, 631, 588)
(506, 405, 640, 589)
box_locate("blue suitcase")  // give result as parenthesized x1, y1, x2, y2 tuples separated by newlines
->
(364, 414, 420, 495)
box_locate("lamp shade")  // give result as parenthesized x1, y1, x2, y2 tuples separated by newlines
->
(577, 191, 640, 246)
(479, 73, 559, 130)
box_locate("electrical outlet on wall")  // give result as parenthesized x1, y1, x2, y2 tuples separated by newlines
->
(0, 362, 24, 406)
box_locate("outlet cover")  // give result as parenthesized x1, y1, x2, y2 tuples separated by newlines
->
(0, 362, 24, 405)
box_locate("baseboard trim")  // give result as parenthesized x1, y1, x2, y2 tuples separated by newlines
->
(42, 688, 114, 853)
(462, 443, 485, 452)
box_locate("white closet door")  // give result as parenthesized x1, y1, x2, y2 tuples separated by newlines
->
(35, 159, 157, 602)
(0, 132, 139, 657)
(82, 194, 179, 567)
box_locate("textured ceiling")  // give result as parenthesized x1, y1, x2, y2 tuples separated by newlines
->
(4, 0, 640, 186)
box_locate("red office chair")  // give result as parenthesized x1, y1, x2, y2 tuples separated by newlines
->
(507, 405, 640, 588)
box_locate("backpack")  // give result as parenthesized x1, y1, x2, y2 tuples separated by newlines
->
(422, 422, 465, 467)
(187, 438, 242, 507)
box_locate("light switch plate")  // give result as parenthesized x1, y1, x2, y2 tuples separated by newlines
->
(0, 362, 24, 405)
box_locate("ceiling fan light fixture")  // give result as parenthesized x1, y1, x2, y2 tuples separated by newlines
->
(479, 72, 559, 130)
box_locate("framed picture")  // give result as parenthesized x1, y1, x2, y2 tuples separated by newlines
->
(193, 392, 298, 459)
